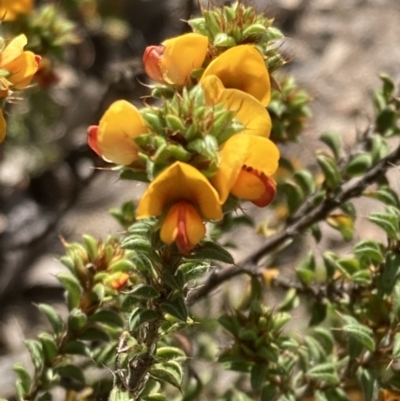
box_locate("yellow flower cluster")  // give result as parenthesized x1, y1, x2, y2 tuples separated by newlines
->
(88, 33, 280, 254)
(0, 34, 40, 142)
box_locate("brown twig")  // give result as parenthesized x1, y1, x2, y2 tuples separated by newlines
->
(187, 142, 400, 305)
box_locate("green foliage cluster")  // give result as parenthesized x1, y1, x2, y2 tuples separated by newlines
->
(3, 2, 400, 401)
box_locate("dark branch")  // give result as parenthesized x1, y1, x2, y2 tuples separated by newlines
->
(187, 142, 400, 305)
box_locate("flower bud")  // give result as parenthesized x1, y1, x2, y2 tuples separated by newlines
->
(143, 45, 164, 82)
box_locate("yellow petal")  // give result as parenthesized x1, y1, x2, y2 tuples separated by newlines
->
(160, 33, 208, 85)
(213, 135, 280, 203)
(137, 161, 222, 221)
(231, 168, 276, 207)
(97, 100, 147, 165)
(0, 34, 27, 66)
(0, 0, 32, 21)
(0, 109, 6, 142)
(160, 201, 206, 253)
(6, 51, 38, 89)
(202, 45, 271, 106)
(202, 75, 271, 138)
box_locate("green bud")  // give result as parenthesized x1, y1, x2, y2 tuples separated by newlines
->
(203, 10, 221, 37)
(83, 235, 98, 262)
(188, 18, 208, 35)
(152, 136, 165, 149)
(167, 144, 191, 162)
(243, 23, 267, 38)
(141, 110, 164, 133)
(238, 329, 258, 342)
(231, 26, 242, 44)
(224, 6, 236, 22)
(108, 259, 136, 273)
(166, 114, 186, 132)
(68, 309, 87, 331)
(214, 33, 236, 47)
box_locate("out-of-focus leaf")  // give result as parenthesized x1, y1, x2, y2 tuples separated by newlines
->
(37, 304, 64, 335)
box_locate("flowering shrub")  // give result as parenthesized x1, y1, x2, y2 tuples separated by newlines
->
(2, 2, 400, 401)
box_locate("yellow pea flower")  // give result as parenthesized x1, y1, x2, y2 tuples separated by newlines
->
(136, 161, 222, 253)
(201, 75, 271, 138)
(87, 100, 148, 165)
(201, 45, 271, 107)
(0, 34, 40, 143)
(0, 0, 33, 21)
(143, 33, 208, 86)
(212, 134, 279, 206)
(0, 34, 40, 90)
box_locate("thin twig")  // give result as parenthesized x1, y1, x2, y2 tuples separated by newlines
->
(187, 142, 400, 305)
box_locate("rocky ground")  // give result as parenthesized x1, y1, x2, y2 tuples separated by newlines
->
(1, 0, 400, 398)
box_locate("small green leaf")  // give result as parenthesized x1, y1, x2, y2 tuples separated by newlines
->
(342, 320, 375, 352)
(178, 261, 210, 281)
(320, 131, 342, 159)
(261, 382, 279, 401)
(309, 303, 327, 326)
(68, 308, 87, 331)
(61, 340, 90, 356)
(89, 310, 124, 327)
(345, 154, 372, 177)
(307, 362, 339, 384)
(38, 333, 58, 363)
(392, 333, 400, 359)
(13, 364, 31, 395)
(293, 169, 315, 195)
(357, 367, 379, 401)
(92, 283, 105, 303)
(368, 211, 399, 239)
(126, 284, 160, 299)
(250, 364, 268, 390)
(108, 388, 131, 401)
(353, 240, 384, 263)
(24, 340, 44, 370)
(188, 240, 234, 264)
(57, 273, 82, 310)
(79, 326, 109, 342)
(142, 395, 167, 401)
(37, 304, 64, 335)
(55, 365, 85, 385)
(108, 259, 136, 273)
(156, 347, 186, 362)
(380, 252, 400, 293)
(364, 186, 400, 208)
(129, 308, 159, 331)
(150, 361, 182, 390)
(316, 153, 341, 190)
(326, 213, 354, 241)
(282, 180, 304, 214)
(160, 296, 188, 322)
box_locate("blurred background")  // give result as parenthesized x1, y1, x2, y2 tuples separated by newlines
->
(1, 0, 400, 398)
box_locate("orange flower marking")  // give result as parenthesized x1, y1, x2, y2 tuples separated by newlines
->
(143, 33, 208, 85)
(161, 201, 206, 254)
(212, 134, 279, 205)
(108, 272, 130, 291)
(137, 162, 222, 252)
(143, 45, 165, 82)
(231, 166, 277, 207)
